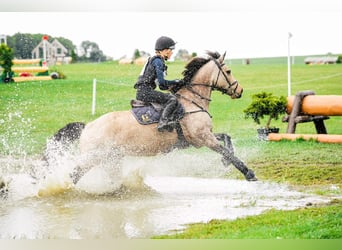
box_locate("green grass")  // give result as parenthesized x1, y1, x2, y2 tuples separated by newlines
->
(1, 60, 341, 182)
(154, 200, 342, 239)
(1, 59, 341, 238)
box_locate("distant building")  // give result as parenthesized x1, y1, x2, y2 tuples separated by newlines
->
(31, 38, 70, 65)
(304, 56, 338, 64)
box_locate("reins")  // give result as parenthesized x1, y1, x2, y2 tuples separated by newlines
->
(176, 57, 239, 118)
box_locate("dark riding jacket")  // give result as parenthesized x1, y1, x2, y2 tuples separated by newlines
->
(134, 56, 178, 91)
(133, 55, 183, 127)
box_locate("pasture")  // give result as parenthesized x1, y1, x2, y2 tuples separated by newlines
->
(0, 58, 341, 238)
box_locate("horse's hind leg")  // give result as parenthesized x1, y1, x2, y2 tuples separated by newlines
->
(70, 165, 90, 185)
(214, 133, 257, 181)
(70, 147, 123, 185)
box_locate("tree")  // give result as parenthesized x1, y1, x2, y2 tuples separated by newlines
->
(337, 55, 342, 64)
(79, 40, 106, 62)
(71, 50, 78, 63)
(80, 40, 95, 58)
(0, 43, 14, 83)
(8, 33, 40, 59)
(175, 49, 193, 61)
(133, 49, 141, 59)
(89, 48, 106, 62)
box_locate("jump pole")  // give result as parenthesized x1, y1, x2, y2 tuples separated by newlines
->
(268, 133, 342, 144)
(92, 78, 96, 115)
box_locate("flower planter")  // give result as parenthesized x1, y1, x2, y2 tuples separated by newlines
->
(257, 127, 279, 140)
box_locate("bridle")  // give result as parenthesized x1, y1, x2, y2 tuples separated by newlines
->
(184, 57, 239, 99)
(211, 58, 239, 95)
(176, 57, 240, 118)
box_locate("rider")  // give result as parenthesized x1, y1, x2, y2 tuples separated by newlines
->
(134, 36, 183, 132)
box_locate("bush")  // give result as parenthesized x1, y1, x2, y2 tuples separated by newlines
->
(243, 91, 287, 129)
(0, 44, 14, 83)
(337, 55, 342, 64)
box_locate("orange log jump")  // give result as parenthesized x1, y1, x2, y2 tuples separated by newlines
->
(12, 59, 41, 65)
(12, 66, 49, 73)
(268, 133, 342, 143)
(287, 95, 342, 116)
(12, 76, 52, 82)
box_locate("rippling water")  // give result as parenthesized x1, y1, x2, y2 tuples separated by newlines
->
(0, 151, 331, 239)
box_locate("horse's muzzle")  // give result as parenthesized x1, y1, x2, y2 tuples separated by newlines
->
(234, 88, 243, 99)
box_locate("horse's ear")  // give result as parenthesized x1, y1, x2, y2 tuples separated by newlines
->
(219, 51, 226, 63)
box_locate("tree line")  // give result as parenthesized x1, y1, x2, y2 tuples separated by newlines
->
(5, 33, 107, 62)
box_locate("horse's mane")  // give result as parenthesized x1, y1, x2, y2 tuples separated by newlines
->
(182, 51, 221, 83)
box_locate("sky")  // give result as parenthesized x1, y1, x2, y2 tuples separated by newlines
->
(1, 0, 341, 60)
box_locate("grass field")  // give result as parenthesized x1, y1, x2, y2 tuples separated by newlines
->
(1, 57, 341, 238)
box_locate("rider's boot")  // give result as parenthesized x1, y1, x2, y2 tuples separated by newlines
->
(157, 96, 178, 132)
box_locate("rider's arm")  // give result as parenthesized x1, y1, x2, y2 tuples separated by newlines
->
(152, 58, 180, 90)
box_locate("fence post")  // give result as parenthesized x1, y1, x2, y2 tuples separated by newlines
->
(92, 78, 96, 115)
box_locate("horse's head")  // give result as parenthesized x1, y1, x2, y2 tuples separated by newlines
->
(209, 52, 243, 99)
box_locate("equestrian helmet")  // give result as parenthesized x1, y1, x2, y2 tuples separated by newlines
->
(155, 36, 176, 51)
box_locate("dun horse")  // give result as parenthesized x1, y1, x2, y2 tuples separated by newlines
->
(54, 51, 257, 185)
(0, 51, 257, 197)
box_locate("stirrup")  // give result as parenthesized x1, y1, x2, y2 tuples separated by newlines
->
(157, 121, 174, 132)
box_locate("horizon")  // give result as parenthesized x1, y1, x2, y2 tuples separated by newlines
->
(1, 1, 341, 60)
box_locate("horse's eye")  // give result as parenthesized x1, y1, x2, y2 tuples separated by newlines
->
(226, 70, 231, 74)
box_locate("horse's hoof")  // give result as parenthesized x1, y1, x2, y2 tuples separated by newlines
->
(245, 170, 258, 181)
(247, 176, 258, 181)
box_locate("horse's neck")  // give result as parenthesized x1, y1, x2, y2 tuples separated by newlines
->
(179, 73, 213, 110)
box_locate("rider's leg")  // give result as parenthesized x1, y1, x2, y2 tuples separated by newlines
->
(157, 95, 178, 132)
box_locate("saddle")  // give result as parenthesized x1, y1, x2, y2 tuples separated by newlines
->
(131, 100, 162, 125)
(130, 99, 185, 126)
(130, 99, 189, 148)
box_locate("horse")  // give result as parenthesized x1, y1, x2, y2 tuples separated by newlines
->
(0, 51, 257, 198)
(52, 51, 256, 187)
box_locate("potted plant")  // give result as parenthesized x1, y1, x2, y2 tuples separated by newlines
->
(243, 91, 287, 140)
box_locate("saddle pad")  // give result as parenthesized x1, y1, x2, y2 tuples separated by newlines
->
(131, 105, 161, 125)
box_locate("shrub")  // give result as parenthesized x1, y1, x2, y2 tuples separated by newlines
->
(243, 91, 287, 129)
(0, 44, 14, 83)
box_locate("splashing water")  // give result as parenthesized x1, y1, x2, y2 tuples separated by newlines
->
(0, 146, 333, 239)
(0, 107, 333, 238)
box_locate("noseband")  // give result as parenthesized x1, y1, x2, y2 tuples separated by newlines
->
(211, 58, 239, 95)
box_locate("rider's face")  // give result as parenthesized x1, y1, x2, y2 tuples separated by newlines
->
(161, 48, 173, 60)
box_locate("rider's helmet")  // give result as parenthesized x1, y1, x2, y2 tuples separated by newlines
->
(155, 36, 176, 51)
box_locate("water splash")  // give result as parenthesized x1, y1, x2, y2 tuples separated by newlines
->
(0, 121, 334, 238)
(0, 149, 333, 239)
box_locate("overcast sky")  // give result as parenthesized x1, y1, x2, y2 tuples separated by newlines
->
(1, 0, 341, 60)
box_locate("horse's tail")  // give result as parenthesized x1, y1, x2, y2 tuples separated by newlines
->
(51, 122, 86, 143)
(43, 122, 86, 163)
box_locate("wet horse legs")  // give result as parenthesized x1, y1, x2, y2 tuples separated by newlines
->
(214, 133, 257, 181)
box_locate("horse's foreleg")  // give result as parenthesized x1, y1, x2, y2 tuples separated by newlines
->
(215, 133, 234, 165)
(216, 144, 257, 181)
(213, 133, 257, 181)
